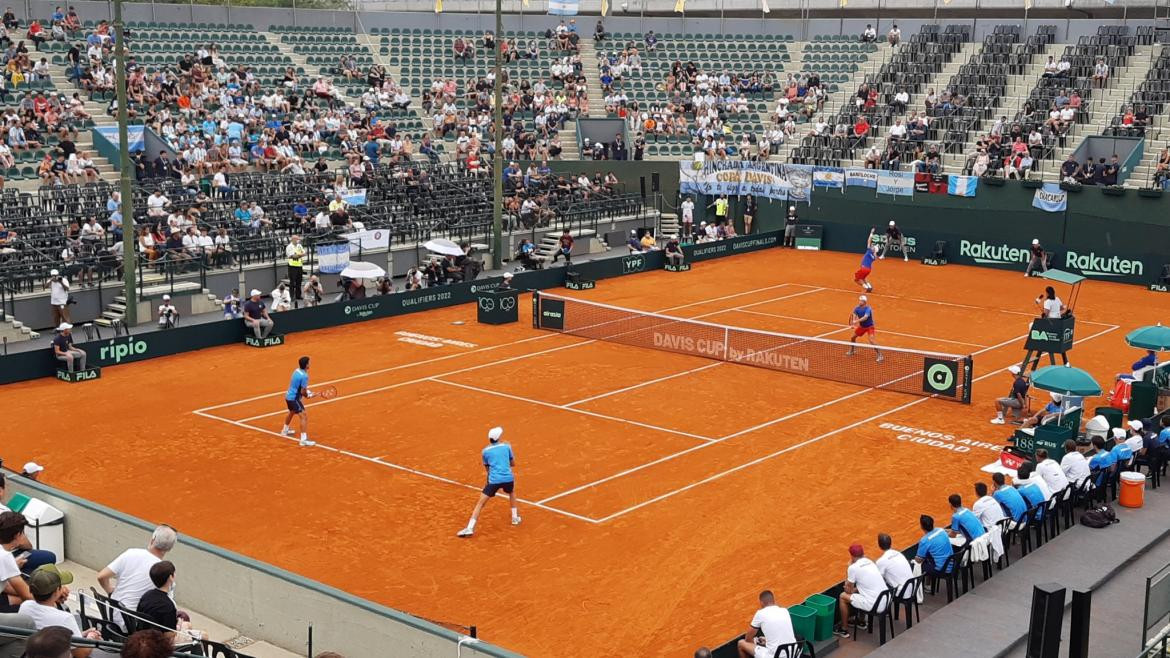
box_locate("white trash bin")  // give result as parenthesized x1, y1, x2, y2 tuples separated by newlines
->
(1084, 414, 1110, 442)
(19, 498, 65, 563)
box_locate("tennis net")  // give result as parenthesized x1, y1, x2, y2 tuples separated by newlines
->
(533, 292, 973, 403)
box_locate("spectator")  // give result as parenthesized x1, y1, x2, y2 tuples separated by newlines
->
(913, 514, 953, 577)
(945, 493, 986, 544)
(243, 289, 275, 339)
(119, 630, 172, 658)
(1102, 154, 1119, 186)
(626, 230, 643, 253)
(550, 229, 573, 265)
(887, 24, 901, 47)
(835, 543, 887, 638)
(0, 514, 32, 609)
(19, 565, 102, 655)
(861, 24, 877, 43)
(2, 8, 18, 29)
(24, 626, 74, 658)
(971, 481, 1006, 529)
(594, 20, 606, 44)
(157, 294, 179, 329)
(270, 283, 292, 312)
(0, 512, 56, 576)
(136, 561, 200, 646)
(1041, 56, 1058, 78)
(644, 31, 658, 52)
(736, 590, 795, 658)
(1092, 58, 1109, 88)
(639, 230, 657, 251)
(52, 323, 86, 373)
(96, 525, 178, 621)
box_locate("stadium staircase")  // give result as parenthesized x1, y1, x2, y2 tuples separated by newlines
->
(0, 309, 39, 342)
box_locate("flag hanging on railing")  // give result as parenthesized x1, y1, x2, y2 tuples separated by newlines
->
(838, 0, 847, 6)
(548, 0, 579, 14)
(434, 0, 442, 12)
(761, 0, 771, 13)
(601, 0, 610, 15)
(674, 0, 686, 13)
(1024, 0, 1032, 9)
(523, 0, 530, 6)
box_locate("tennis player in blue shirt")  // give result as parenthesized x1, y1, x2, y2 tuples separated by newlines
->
(282, 356, 316, 447)
(846, 295, 883, 362)
(946, 494, 987, 543)
(458, 427, 521, 537)
(914, 515, 953, 575)
(853, 229, 878, 292)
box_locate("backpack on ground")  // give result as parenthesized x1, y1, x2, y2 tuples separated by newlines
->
(1080, 505, 1119, 528)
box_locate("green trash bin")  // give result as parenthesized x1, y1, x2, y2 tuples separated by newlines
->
(804, 593, 836, 641)
(788, 604, 817, 644)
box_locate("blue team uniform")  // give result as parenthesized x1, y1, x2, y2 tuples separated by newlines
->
(917, 528, 954, 574)
(285, 369, 309, 412)
(951, 508, 987, 541)
(854, 305, 874, 328)
(481, 442, 515, 497)
(993, 486, 1028, 522)
(860, 248, 876, 269)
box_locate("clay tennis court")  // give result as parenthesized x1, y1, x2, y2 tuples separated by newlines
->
(5, 247, 1150, 656)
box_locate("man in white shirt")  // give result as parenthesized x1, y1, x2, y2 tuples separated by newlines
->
(1125, 420, 1148, 454)
(0, 513, 32, 607)
(47, 269, 71, 326)
(836, 544, 888, 637)
(1034, 448, 1070, 494)
(736, 590, 796, 658)
(971, 482, 1006, 528)
(19, 565, 102, 655)
(1060, 439, 1091, 486)
(96, 525, 178, 619)
(146, 190, 170, 217)
(271, 283, 292, 312)
(874, 533, 913, 592)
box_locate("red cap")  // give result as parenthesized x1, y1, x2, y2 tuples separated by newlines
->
(848, 543, 864, 558)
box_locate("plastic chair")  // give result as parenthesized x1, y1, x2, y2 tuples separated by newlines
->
(772, 639, 815, 658)
(851, 589, 896, 645)
(892, 575, 925, 629)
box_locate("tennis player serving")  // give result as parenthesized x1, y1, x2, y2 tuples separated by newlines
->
(846, 295, 883, 362)
(282, 356, 318, 447)
(854, 229, 878, 292)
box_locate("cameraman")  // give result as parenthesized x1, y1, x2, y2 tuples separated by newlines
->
(302, 275, 324, 307)
(157, 294, 179, 328)
(45, 269, 72, 326)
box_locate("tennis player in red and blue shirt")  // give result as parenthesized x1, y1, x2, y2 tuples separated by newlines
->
(847, 295, 883, 362)
(854, 229, 878, 293)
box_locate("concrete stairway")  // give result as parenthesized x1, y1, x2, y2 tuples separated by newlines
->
(0, 310, 39, 342)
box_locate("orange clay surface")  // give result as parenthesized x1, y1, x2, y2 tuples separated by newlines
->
(3, 247, 1156, 656)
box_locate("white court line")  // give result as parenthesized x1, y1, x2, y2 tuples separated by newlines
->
(811, 285, 1118, 326)
(193, 282, 806, 414)
(192, 410, 601, 524)
(731, 309, 989, 348)
(537, 329, 1029, 506)
(563, 363, 724, 407)
(585, 323, 1121, 523)
(430, 378, 717, 443)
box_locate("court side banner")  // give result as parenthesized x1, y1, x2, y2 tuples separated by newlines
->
(685, 231, 782, 262)
(679, 161, 813, 202)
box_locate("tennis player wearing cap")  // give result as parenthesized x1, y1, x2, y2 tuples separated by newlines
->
(846, 295, 882, 362)
(1025, 238, 1048, 277)
(51, 323, 86, 372)
(282, 356, 316, 447)
(992, 365, 1029, 424)
(242, 289, 274, 339)
(457, 427, 520, 537)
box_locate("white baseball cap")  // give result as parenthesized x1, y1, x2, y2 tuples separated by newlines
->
(488, 426, 504, 442)
(1112, 427, 1127, 440)
(50, 269, 59, 276)
(250, 289, 261, 296)
(1032, 239, 1040, 245)
(22, 462, 44, 475)
(1050, 392, 1063, 403)
(502, 272, 513, 279)
(1007, 365, 1021, 375)
(889, 220, 896, 226)
(858, 295, 867, 302)
(57, 323, 72, 331)
(162, 294, 171, 301)
(1128, 420, 1144, 431)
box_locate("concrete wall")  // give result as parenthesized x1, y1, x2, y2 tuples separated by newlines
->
(5, 474, 520, 658)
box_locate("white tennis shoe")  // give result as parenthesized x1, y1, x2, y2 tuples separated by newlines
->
(457, 527, 474, 537)
(990, 418, 1005, 425)
(512, 516, 522, 526)
(299, 438, 316, 447)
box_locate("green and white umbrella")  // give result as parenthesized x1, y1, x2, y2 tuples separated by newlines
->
(1031, 364, 1102, 397)
(1125, 324, 1170, 352)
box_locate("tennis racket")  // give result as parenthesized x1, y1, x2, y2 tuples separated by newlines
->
(313, 385, 338, 400)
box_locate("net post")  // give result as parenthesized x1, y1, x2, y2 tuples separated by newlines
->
(723, 326, 730, 360)
(532, 290, 541, 329)
(962, 355, 974, 404)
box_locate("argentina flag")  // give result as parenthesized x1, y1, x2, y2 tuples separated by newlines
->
(548, 0, 579, 15)
(947, 175, 978, 197)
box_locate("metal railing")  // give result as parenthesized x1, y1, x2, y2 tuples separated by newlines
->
(0, 624, 205, 658)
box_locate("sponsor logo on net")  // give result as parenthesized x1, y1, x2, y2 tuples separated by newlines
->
(652, 331, 809, 372)
(99, 336, 149, 364)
